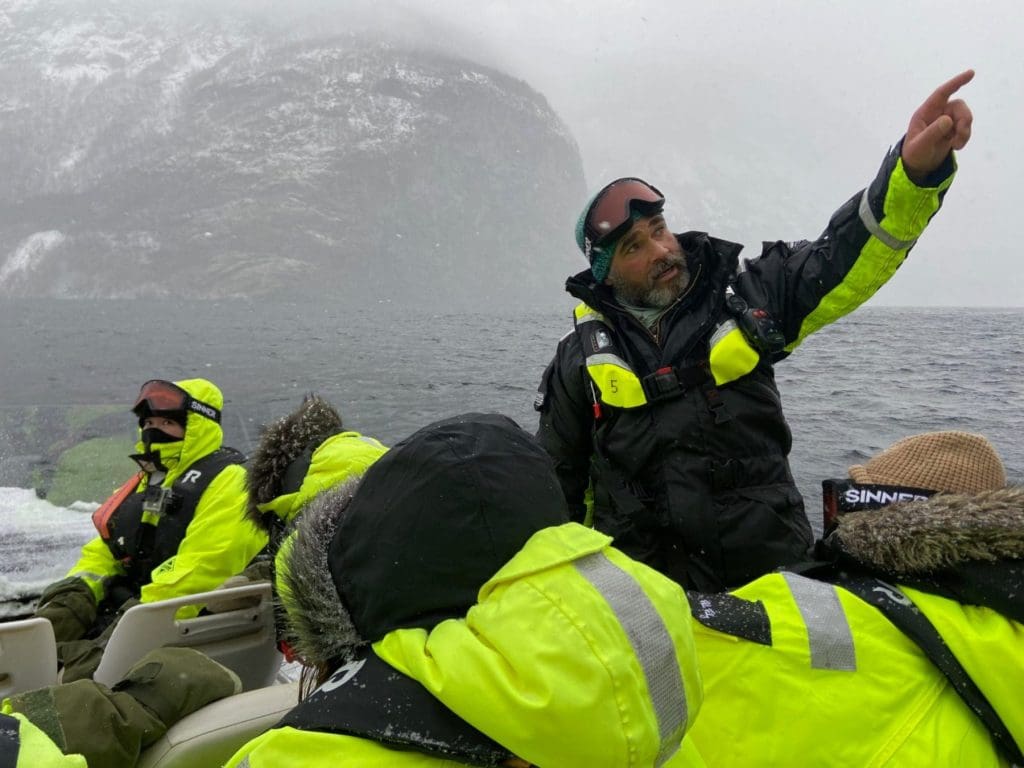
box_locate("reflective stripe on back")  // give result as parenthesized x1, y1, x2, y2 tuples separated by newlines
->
(782, 572, 857, 671)
(0, 713, 20, 768)
(574, 552, 687, 767)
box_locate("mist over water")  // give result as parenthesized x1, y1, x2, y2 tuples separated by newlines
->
(2, 299, 1022, 610)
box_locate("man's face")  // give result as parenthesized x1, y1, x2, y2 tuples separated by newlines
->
(604, 214, 689, 308)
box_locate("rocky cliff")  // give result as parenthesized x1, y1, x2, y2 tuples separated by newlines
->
(0, 0, 586, 307)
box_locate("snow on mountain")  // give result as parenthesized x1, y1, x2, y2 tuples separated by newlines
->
(0, 0, 586, 307)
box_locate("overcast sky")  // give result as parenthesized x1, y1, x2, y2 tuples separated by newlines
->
(288, 0, 1021, 307)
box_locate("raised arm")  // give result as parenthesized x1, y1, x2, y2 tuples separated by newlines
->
(739, 72, 975, 352)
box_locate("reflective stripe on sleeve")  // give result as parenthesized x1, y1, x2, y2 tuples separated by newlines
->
(859, 188, 917, 251)
(575, 552, 687, 767)
(782, 572, 857, 671)
(588, 352, 635, 371)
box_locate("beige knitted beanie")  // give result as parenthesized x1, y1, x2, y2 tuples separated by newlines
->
(848, 431, 1006, 494)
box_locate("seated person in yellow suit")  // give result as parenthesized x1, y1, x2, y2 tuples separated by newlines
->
(1, 647, 240, 767)
(246, 393, 387, 545)
(33, 378, 268, 681)
(687, 431, 1023, 767)
(226, 412, 706, 768)
(242, 394, 388, 657)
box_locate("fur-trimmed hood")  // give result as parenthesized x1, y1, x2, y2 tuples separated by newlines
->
(828, 486, 1024, 576)
(275, 479, 365, 667)
(246, 396, 345, 529)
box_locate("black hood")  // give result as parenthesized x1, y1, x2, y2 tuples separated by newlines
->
(327, 412, 570, 642)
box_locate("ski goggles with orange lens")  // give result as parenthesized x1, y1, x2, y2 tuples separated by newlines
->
(132, 379, 221, 423)
(583, 178, 665, 254)
(821, 478, 935, 535)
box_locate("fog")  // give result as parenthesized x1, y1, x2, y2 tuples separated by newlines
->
(15, 0, 1024, 306)
(264, 0, 1020, 307)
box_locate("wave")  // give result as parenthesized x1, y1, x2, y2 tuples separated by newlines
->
(0, 487, 97, 617)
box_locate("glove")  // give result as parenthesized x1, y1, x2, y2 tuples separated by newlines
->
(93, 597, 140, 646)
(241, 556, 274, 584)
(57, 638, 104, 682)
(111, 647, 242, 727)
(55, 596, 140, 682)
(35, 576, 98, 642)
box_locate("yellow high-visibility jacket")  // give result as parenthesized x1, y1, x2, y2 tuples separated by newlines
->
(67, 378, 267, 616)
(227, 523, 707, 768)
(688, 571, 1022, 767)
(252, 431, 387, 528)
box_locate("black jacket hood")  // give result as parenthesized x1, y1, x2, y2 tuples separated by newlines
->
(328, 412, 570, 642)
(276, 479, 365, 667)
(277, 413, 571, 667)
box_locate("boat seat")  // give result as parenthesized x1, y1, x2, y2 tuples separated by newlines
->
(0, 616, 59, 697)
(137, 681, 299, 768)
(93, 582, 282, 692)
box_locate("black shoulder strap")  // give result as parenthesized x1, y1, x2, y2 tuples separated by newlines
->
(688, 590, 772, 646)
(279, 446, 315, 496)
(122, 446, 248, 587)
(277, 651, 514, 766)
(0, 713, 21, 768)
(904, 561, 1024, 626)
(188, 446, 246, 475)
(169, 447, 246, 506)
(834, 574, 1024, 766)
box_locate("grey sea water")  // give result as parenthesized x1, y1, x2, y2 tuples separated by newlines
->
(1, 299, 1022, 606)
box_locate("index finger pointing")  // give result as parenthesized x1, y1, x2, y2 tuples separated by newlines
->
(923, 69, 976, 108)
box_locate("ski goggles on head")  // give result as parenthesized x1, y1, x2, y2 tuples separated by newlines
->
(583, 178, 665, 254)
(821, 478, 936, 535)
(132, 379, 221, 423)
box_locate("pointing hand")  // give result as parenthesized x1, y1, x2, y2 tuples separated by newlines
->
(901, 69, 974, 184)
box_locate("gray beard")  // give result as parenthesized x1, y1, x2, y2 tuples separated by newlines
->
(609, 259, 691, 309)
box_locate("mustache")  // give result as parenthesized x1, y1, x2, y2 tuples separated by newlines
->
(650, 254, 686, 280)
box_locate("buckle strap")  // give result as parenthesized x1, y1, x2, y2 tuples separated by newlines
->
(709, 458, 741, 492)
(702, 384, 733, 424)
(640, 365, 708, 403)
(640, 365, 734, 424)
